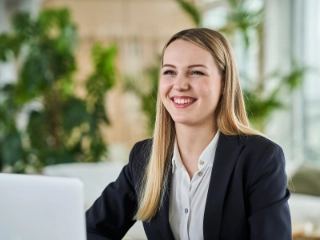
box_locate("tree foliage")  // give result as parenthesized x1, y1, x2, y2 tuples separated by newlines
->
(0, 8, 117, 173)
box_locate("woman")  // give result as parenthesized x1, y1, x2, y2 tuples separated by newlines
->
(86, 28, 291, 240)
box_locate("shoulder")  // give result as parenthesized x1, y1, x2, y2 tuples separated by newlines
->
(236, 135, 286, 179)
(240, 134, 285, 164)
(219, 133, 283, 156)
(239, 134, 283, 153)
(127, 138, 152, 180)
(218, 133, 285, 172)
(130, 138, 153, 159)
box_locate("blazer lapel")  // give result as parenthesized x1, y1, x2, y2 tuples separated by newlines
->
(203, 133, 244, 240)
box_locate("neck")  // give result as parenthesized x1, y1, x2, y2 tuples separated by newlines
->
(175, 123, 218, 177)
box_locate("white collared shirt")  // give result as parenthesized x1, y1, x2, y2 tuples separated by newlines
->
(169, 131, 220, 240)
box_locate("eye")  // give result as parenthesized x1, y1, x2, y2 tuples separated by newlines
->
(190, 71, 204, 75)
(163, 70, 176, 75)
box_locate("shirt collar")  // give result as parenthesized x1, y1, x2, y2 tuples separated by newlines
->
(172, 140, 182, 173)
(171, 130, 220, 173)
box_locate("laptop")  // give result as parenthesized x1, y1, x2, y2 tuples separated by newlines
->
(0, 173, 86, 240)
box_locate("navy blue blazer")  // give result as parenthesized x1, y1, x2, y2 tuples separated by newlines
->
(86, 133, 292, 240)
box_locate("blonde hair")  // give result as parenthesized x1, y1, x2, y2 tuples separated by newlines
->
(135, 28, 261, 221)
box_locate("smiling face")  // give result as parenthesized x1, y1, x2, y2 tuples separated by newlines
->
(159, 39, 224, 129)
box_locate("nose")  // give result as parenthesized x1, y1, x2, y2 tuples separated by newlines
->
(173, 74, 189, 91)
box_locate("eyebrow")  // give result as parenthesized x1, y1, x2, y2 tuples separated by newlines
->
(162, 64, 208, 69)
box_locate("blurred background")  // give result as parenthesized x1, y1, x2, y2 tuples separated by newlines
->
(0, 0, 319, 239)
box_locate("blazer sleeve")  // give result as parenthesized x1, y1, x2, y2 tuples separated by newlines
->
(86, 141, 145, 240)
(247, 142, 292, 240)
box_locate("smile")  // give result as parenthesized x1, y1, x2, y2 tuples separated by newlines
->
(171, 96, 196, 108)
(173, 98, 194, 104)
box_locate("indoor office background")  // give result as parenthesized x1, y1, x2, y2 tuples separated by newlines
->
(0, 0, 320, 239)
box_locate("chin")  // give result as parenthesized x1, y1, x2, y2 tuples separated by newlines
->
(171, 117, 195, 126)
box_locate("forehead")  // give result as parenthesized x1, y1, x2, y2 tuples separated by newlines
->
(163, 39, 215, 66)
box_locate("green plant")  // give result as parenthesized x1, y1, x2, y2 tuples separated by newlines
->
(0, 8, 117, 173)
(219, 0, 263, 48)
(124, 57, 160, 134)
(216, 0, 307, 131)
(244, 62, 308, 131)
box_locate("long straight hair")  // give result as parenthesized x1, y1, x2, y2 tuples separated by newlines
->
(135, 28, 261, 221)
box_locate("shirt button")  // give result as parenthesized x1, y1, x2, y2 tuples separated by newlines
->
(185, 208, 188, 214)
(199, 160, 204, 165)
(198, 172, 203, 177)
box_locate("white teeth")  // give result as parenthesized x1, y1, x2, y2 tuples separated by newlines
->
(174, 98, 193, 104)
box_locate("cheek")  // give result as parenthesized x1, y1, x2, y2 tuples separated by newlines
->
(159, 79, 170, 99)
(210, 80, 223, 95)
(204, 84, 223, 104)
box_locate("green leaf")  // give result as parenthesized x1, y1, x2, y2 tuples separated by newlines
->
(86, 43, 118, 126)
(44, 149, 76, 165)
(124, 57, 160, 134)
(12, 12, 38, 40)
(38, 8, 71, 35)
(282, 63, 308, 90)
(0, 34, 22, 61)
(219, 0, 263, 49)
(174, 0, 202, 27)
(0, 129, 24, 166)
(244, 90, 283, 131)
(27, 110, 47, 151)
(61, 97, 89, 133)
(0, 7, 113, 172)
(90, 43, 117, 89)
(88, 134, 107, 162)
